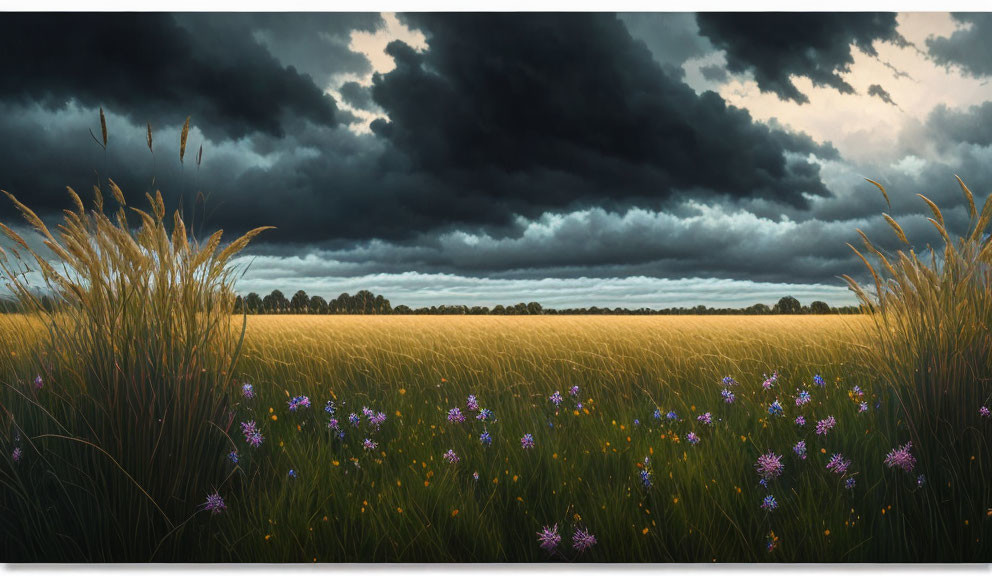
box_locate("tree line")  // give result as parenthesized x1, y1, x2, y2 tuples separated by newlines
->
(234, 291, 861, 315)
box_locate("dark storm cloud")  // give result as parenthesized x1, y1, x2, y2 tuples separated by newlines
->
(696, 13, 905, 104)
(618, 13, 714, 77)
(699, 64, 730, 83)
(339, 81, 377, 111)
(868, 84, 898, 107)
(925, 102, 992, 147)
(927, 13, 992, 78)
(173, 13, 383, 90)
(0, 13, 343, 140)
(371, 13, 836, 218)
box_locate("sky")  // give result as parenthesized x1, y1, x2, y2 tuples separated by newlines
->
(0, 12, 989, 308)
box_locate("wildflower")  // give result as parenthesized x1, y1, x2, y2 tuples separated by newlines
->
(697, 412, 712, 425)
(362, 438, 378, 451)
(653, 408, 662, 420)
(851, 385, 864, 398)
(639, 469, 652, 488)
(815, 416, 836, 436)
(916, 474, 926, 488)
(466, 395, 479, 412)
(795, 389, 811, 406)
(762, 372, 778, 390)
(447, 408, 466, 424)
(761, 494, 778, 511)
(845, 477, 856, 490)
(33, 375, 43, 390)
(633, 419, 640, 426)
(324, 400, 336, 415)
(241, 382, 254, 399)
(793, 440, 806, 460)
(572, 527, 597, 551)
(477, 408, 494, 422)
(685, 432, 700, 445)
(328, 418, 340, 430)
(980, 406, 990, 418)
(443, 449, 459, 464)
(759, 478, 768, 488)
(768, 400, 784, 417)
(203, 492, 226, 515)
(795, 415, 806, 427)
(755, 451, 784, 481)
(362, 406, 374, 419)
(766, 531, 779, 552)
(576, 402, 583, 411)
(537, 524, 561, 552)
(348, 413, 360, 427)
(665, 410, 678, 421)
(569, 385, 580, 397)
(288, 469, 298, 479)
(721, 388, 735, 404)
(472, 471, 480, 481)
(826, 454, 851, 476)
(549, 391, 563, 407)
(227, 450, 239, 464)
(722, 376, 738, 387)
(813, 374, 825, 387)
(12, 447, 22, 463)
(241, 421, 264, 447)
(858, 401, 868, 413)
(521, 433, 535, 449)
(288, 395, 311, 411)
(480, 430, 492, 446)
(883, 442, 916, 473)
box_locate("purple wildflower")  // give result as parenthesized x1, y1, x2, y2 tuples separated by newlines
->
(362, 438, 378, 451)
(572, 527, 597, 552)
(33, 375, 43, 390)
(722, 376, 738, 387)
(697, 412, 712, 425)
(241, 421, 264, 447)
(795, 389, 811, 406)
(883, 442, 916, 473)
(549, 391, 563, 407)
(980, 406, 990, 418)
(348, 413, 360, 427)
(477, 408, 494, 422)
(858, 401, 868, 413)
(328, 418, 340, 430)
(686, 432, 700, 445)
(12, 447, 22, 463)
(203, 492, 226, 515)
(537, 524, 561, 552)
(851, 385, 864, 398)
(795, 415, 806, 427)
(466, 395, 479, 412)
(361, 406, 374, 419)
(472, 471, 480, 481)
(826, 453, 851, 476)
(569, 385, 580, 397)
(793, 440, 806, 460)
(755, 451, 784, 481)
(761, 494, 778, 511)
(815, 416, 836, 436)
(845, 477, 856, 490)
(480, 430, 492, 446)
(443, 449, 459, 464)
(917, 474, 926, 487)
(288, 395, 311, 411)
(227, 450, 239, 464)
(447, 408, 466, 424)
(520, 433, 535, 449)
(762, 372, 778, 390)
(813, 374, 826, 387)
(721, 388, 735, 404)
(241, 382, 254, 399)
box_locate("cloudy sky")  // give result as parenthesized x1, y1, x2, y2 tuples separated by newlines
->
(0, 12, 989, 308)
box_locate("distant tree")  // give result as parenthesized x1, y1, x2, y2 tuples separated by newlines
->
(393, 304, 412, 314)
(773, 296, 802, 315)
(310, 295, 328, 314)
(234, 295, 244, 313)
(262, 289, 288, 313)
(746, 303, 771, 315)
(291, 290, 310, 313)
(243, 292, 262, 313)
(809, 301, 831, 314)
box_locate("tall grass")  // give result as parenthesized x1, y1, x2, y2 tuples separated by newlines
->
(0, 122, 270, 560)
(844, 177, 992, 557)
